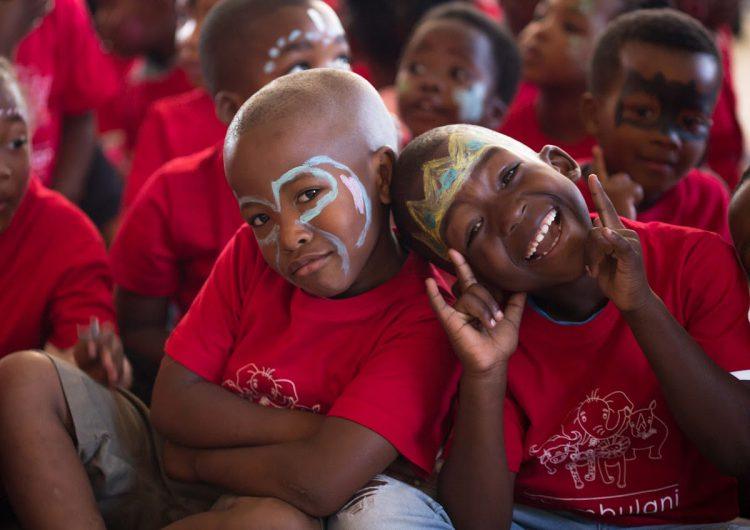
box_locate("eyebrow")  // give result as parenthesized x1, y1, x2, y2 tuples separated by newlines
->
(237, 195, 277, 210)
(280, 33, 347, 54)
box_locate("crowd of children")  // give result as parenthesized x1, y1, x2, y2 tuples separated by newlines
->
(0, 0, 747, 528)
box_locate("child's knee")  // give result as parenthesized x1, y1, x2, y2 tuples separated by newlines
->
(217, 496, 319, 530)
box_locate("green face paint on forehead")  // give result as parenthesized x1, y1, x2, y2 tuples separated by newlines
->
(407, 131, 495, 259)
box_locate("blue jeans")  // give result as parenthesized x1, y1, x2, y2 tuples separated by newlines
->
(327, 474, 454, 529)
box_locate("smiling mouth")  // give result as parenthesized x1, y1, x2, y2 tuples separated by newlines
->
(524, 208, 562, 261)
(290, 252, 333, 277)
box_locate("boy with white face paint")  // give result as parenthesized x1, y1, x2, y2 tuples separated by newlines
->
(396, 2, 522, 139)
(0, 69, 461, 530)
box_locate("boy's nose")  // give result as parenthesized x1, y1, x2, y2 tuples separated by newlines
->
(494, 199, 527, 237)
(279, 220, 313, 250)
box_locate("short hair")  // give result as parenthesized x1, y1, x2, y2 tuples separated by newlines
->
(415, 2, 522, 105)
(199, 0, 313, 95)
(226, 69, 398, 158)
(589, 8, 721, 96)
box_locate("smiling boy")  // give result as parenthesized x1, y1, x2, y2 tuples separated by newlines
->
(391, 124, 750, 527)
(581, 9, 731, 239)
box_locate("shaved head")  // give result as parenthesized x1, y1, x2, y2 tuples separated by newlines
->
(225, 68, 398, 168)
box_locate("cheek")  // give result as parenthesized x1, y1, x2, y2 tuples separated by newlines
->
(452, 83, 489, 123)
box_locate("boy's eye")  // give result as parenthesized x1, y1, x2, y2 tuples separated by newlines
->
(680, 113, 711, 135)
(408, 62, 426, 76)
(622, 103, 658, 124)
(298, 188, 321, 203)
(7, 137, 27, 150)
(562, 20, 585, 34)
(330, 55, 352, 70)
(499, 162, 521, 189)
(466, 218, 484, 248)
(449, 66, 470, 84)
(250, 213, 270, 227)
(287, 62, 311, 74)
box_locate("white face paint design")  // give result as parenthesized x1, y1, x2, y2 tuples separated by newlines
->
(238, 156, 372, 278)
(453, 83, 489, 123)
(263, 6, 348, 75)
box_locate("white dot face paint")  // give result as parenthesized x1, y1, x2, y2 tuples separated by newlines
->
(261, 6, 347, 76)
(453, 82, 489, 124)
(237, 156, 371, 281)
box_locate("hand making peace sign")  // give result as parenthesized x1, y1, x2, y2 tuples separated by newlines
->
(426, 250, 526, 377)
(591, 146, 644, 221)
(585, 173, 654, 313)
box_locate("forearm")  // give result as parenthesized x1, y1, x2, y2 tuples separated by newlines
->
(624, 293, 750, 474)
(52, 112, 96, 204)
(121, 326, 169, 382)
(438, 366, 514, 530)
(151, 358, 324, 448)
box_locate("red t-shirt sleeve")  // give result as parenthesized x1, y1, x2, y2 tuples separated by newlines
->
(57, 0, 118, 114)
(125, 108, 171, 207)
(164, 228, 258, 383)
(327, 303, 461, 476)
(110, 171, 178, 298)
(48, 215, 114, 349)
(682, 232, 750, 371)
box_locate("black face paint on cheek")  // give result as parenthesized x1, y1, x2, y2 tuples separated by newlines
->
(614, 70, 713, 142)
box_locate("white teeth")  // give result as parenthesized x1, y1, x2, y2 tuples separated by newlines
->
(525, 208, 559, 260)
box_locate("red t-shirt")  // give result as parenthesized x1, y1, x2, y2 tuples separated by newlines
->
(111, 143, 241, 315)
(0, 178, 114, 356)
(577, 166, 731, 242)
(124, 88, 226, 207)
(505, 220, 750, 525)
(165, 230, 461, 476)
(14, 0, 119, 187)
(705, 29, 744, 189)
(98, 55, 193, 152)
(500, 89, 596, 161)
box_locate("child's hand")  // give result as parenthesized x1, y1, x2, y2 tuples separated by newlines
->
(74, 318, 132, 389)
(162, 441, 200, 483)
(592, 146, 643, 220)
(585, 174, 654, 312)
(426, 250, 526, 377)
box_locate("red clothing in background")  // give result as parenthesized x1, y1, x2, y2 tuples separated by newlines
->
(111, 143, 240, 315)
(124, 88, 225, 207)
(14, 0, 119, 186)
(577, 167, 731, 242)
(506, 220, 750, 525)
(166, 229, 460, 476)
(0, 179, 114, 356)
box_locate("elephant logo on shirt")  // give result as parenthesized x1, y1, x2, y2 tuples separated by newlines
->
(529, 389, 668, 490)
(222, 363, 322, 412)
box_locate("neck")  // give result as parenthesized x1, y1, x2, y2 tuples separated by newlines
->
(536, 83, 588, 143)
(530, 273, 607, 322)
(146, 36, 177, 70)
(336, 217, 407, 298)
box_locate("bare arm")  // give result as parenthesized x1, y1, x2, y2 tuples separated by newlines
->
(587, 174, 750, 475)
(52, 112, 96, 204)
(429, 251, 525, 529)
(151, 358, 324, 449)
(166, 417, 398, 518)
(115, 287, 171, 384)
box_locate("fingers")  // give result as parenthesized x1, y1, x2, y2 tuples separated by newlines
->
(587, 174, 625, 230)
(592, 146, 609, 182)
(426, 278, 456, 324)
(499, 292, 526, 329)
(454, 283, 503, 330)
(586, 227, 639, 277)
(448, 249, 478, 292)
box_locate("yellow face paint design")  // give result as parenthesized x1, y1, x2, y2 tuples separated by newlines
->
(407, 131, 494, 259)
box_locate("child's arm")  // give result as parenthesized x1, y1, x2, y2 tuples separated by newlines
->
(52, 112, 96, 204)
(151, 358, 325, 449)
(162, 417, 398, 518)
(587, 174, 750, 475)
(431, 250, 525, 530)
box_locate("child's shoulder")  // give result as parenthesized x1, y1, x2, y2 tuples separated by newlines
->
(150, 87, 213, 119)
(681, 167, 731, 198)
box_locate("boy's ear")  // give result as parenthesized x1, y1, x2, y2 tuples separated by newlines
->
(539, 145, 581, 182)
(581, 92, 600, 136)
(214, 91, 244, 125)
(370, 146, 396, 205)
(481, 94, 508, 131)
